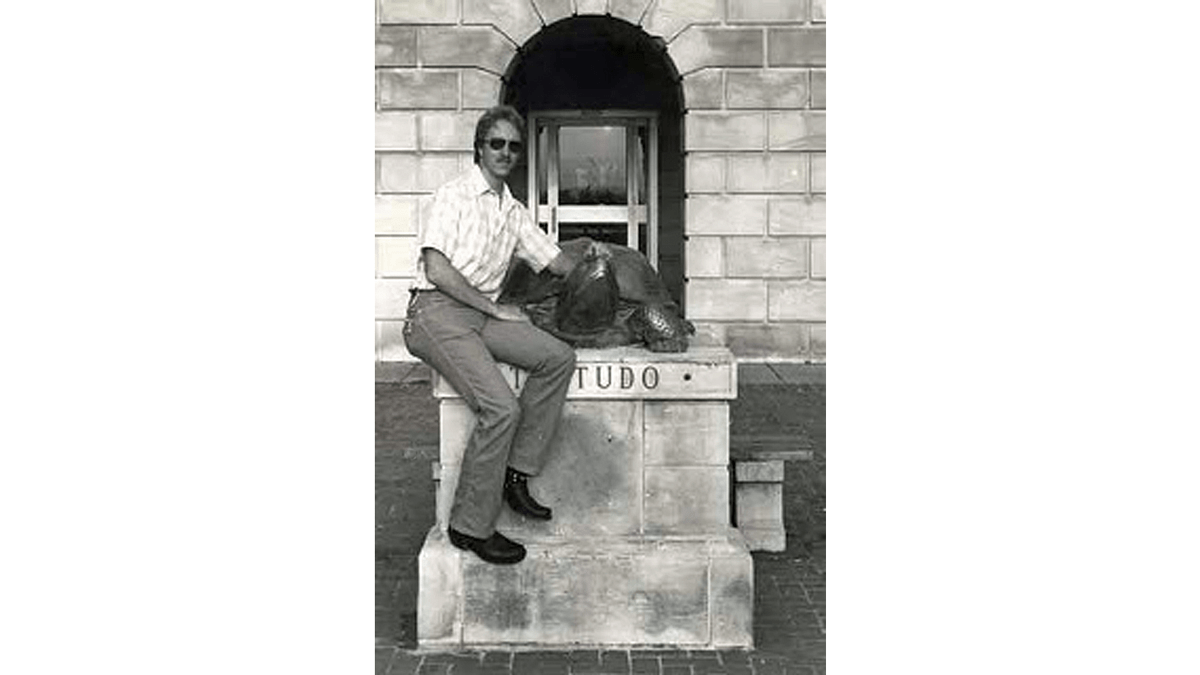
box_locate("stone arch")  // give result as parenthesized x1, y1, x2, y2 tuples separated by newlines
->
(500, 15, 688, 308)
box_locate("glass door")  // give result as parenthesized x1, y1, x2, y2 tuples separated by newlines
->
(528, 111, 659, 268)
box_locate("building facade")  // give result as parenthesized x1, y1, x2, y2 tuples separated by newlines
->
(375, 0, 826, 365)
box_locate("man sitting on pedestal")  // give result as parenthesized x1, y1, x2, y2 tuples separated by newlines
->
(402, 105, 579, 565)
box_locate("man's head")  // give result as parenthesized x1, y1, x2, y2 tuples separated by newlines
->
(473, 105, 526, 183)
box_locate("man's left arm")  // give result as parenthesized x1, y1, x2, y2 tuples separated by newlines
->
(515, 210, 575, 277)
(545, 251, 574, 277)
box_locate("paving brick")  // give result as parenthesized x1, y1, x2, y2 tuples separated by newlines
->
(380, 0, 457, 24)
(378, 70, 458, 109)
(610, 0, 654, 25)
(376, 26, 417, 66)
(670, 27, 764, 75)
(726, 70, 808, 109)
(420, 112, 477, 151)
(644, 0, 725, 42)
(768, 196, 824, 235)
(599, 650, 631, 671)
(377, 235, 418, 278)
(726, 237, 808, 277)
(464, 0, 542, 44)
(727, 154, 807, 193)
(717, 650, 750, 665)
(767, 28, 825, 67)
(810, 153, 825, 193)
(682, 69, 724, 109)
(768, 280, 825, 321)
(385, 651, 423, 674)
(377, 112, 417, 150)
(533, 0, 574, 24)
(419, 26, 516, 74)
(686, 279, 766, 321)
(686, 153, 725, 192)
(630, 657, 659, 674)
(686, 112, 765, 150)
(810, 237, 825, 279)
(810, 69, 825, 109)
(728, 0, 806, 23)
(377, 647, 394, 675)
(686, 195, 767, 235)
(376, 195, 419, 235)
(685, 236, 723, 277)
(768, 112, 824, 151)
(461, 70, 501, 109)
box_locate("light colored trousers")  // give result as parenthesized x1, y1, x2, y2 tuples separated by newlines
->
(403, 290, 576, 538)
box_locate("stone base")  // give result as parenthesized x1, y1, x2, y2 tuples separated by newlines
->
(418, 527, 754, 649)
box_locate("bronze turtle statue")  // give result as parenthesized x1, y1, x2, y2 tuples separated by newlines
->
(498, 238, 695, 352)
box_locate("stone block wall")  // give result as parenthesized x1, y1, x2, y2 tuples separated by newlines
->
(376, 0, 826, 364)
(674, 2, 826, 361)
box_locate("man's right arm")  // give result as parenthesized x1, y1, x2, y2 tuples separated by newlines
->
(422, 248, 527, 322)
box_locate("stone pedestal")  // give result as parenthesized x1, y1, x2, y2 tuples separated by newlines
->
(418, 347, 752, 649)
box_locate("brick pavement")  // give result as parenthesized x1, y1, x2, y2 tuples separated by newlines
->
(376, 363, 825, 675)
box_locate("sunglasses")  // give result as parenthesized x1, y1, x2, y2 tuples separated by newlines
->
(486, 138, 523, 153)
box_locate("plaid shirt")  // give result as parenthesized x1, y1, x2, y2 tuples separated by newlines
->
(412, 165, 561, 301)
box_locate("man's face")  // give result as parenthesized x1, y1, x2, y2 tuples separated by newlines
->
(479, 119, 523, 183)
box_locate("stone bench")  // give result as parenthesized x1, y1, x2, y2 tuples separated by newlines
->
(418, 347, 753, 650)
(730, 435, 813, 552)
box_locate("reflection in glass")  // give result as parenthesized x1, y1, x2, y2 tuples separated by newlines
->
(559, 127, 626, 205)
(558, 222, 627, 247)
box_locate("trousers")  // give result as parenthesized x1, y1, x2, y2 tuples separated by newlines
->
(403, 290, 576, 538)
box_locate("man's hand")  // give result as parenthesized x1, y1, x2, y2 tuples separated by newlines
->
(492, 304, 530, 322)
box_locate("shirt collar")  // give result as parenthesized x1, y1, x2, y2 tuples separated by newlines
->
(469, 163, 511, 203)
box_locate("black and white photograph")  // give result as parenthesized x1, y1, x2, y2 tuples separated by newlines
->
(9, 1, 1200, 673)
(374, 1, 826, 672)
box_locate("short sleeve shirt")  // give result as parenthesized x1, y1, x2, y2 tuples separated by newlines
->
(412, 165, 561, 301)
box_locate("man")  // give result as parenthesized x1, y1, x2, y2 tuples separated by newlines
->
(403, 105, 578, 565)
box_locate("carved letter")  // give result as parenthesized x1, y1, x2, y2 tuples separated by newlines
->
(576, 365, 587, 389)
(597, 365, 613, 389)
(642, 366, 659, 389)
(620, 366, 635, 389)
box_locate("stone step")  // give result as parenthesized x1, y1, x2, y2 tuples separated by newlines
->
(418, 526, 753, 649)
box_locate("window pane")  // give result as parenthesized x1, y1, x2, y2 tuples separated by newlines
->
(558, 126, 626, 205)
(558, 222, 627, 247)
(537, 125, 549, 205)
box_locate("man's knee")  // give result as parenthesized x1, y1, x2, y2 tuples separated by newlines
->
(548, 342, 576, 373)
(477, 392, 521, 427)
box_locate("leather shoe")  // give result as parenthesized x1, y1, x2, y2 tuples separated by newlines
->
(447, 528, 526, 565)
(504, 469, 552, 520)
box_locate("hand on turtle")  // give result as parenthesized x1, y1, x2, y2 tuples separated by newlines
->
(492, 304, 530, 322)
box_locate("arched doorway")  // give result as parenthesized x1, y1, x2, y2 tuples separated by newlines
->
(502, 16, 686, 309)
